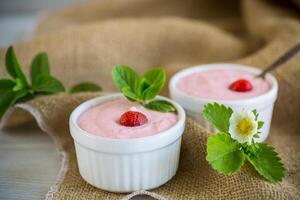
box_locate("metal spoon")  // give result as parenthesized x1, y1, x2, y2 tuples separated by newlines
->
(257, 42, 300, 78)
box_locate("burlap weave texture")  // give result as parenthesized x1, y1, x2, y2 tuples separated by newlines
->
(0, 0, 299, 199)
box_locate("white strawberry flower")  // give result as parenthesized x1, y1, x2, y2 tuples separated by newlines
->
(229, 109, 258, 144)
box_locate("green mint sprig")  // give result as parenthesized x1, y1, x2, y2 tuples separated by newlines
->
(0, 47, 65, 118)
(112, 65, 176, 112)
(202, 103, 285, 182)
(0, 46, 102, 118)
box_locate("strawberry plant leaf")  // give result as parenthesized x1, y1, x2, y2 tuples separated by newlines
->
(257, 121, 264, 129)
(247, 143, 285, 182)
(207, 133, 245, 174)
(202, 103, 233, 133)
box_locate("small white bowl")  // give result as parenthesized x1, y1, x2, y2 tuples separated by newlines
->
(169, 63, 278, 142)
(69, 93, 186, 192)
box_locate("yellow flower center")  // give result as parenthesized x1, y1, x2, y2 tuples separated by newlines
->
(236, 118, 253, 137)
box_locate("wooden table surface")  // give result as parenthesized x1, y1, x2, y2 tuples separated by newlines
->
(0, 123, 60, 200)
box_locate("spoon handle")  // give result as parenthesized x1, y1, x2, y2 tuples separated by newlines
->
(257, 43, 300, 78)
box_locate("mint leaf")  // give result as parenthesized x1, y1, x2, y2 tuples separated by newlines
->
(144, 100, 176, 112)
(0, 79, 15, 91)
(139, 78, 150, 94)
(30, 52, 50, 83)
(13, 89, 31, 102)
(207, 133, 245, 174)
(0, 79, 16, 118)
(5, 46, 28, 87)
(1, 47, 71, 119)
(112, 65, 174, 113)
(0, 91, 15, 118)
(32, 75, 65, 93)
(202, 103, 233, 133)
(246, 143, 285, 182)
(141, 68, 165, 100)
(5, 47, 21, 79)
(112, 65, 141, 97)
(121, 87, 141, 102)
(12, 78, 26, 92)
(0, 79, 31, 118)
(69, 82, 102, 94)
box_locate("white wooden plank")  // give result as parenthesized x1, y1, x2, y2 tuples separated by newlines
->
(0, 123, 60, 200)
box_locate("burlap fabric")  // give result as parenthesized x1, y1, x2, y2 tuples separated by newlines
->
(0, 0, 300, 199)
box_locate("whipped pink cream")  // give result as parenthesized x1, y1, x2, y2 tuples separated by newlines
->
(77, 99, 178, 139)
(177, 69, 270, 100)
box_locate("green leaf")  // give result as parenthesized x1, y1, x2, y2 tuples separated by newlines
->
(0, 79, 31, 118)
(257, 121, 264, 129)
(0, 80, 31, 119)
(12, 78, 26, 92)
(112, 65, 174, 113)
(0, 79, 16, 118)
(121, 87, 142, 102)
(30, 52, 50, 83)
(246, 143, 285, 182)
(13, 89, 31, 103)
(144, 100, 176, 112)
(0, 79, 15, 91)
(32, 75, 65, 93)
(112, 65, 141, 96)
(69, 82, 102, 94)
(5, 46, 28, 86)
(252, 109, 258, 121)
(206, 133, 245, 174)
(139, 78, 150, 94)
(0, 91, 15, 118)
(141, 68, 166, 100)
(202, 103, 233, 133)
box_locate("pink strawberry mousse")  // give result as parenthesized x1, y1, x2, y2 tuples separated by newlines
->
(77, 99, 178, 139)
(176, 69, 270, 100)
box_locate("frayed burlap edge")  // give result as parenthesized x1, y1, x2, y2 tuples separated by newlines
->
(122, 190, 166, 200)
(0, 104, 162, 200)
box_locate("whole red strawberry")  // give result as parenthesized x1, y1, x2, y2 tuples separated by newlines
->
(119, 111, 148, 127)
(229, 79, 253, 92)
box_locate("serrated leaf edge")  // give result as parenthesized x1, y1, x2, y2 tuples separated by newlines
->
(246, 144, 285, 182)
(206, 134, 245, 174)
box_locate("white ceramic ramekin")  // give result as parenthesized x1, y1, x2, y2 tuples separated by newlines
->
(169, 63, 278, 142)
(69, 93, 185, 192)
